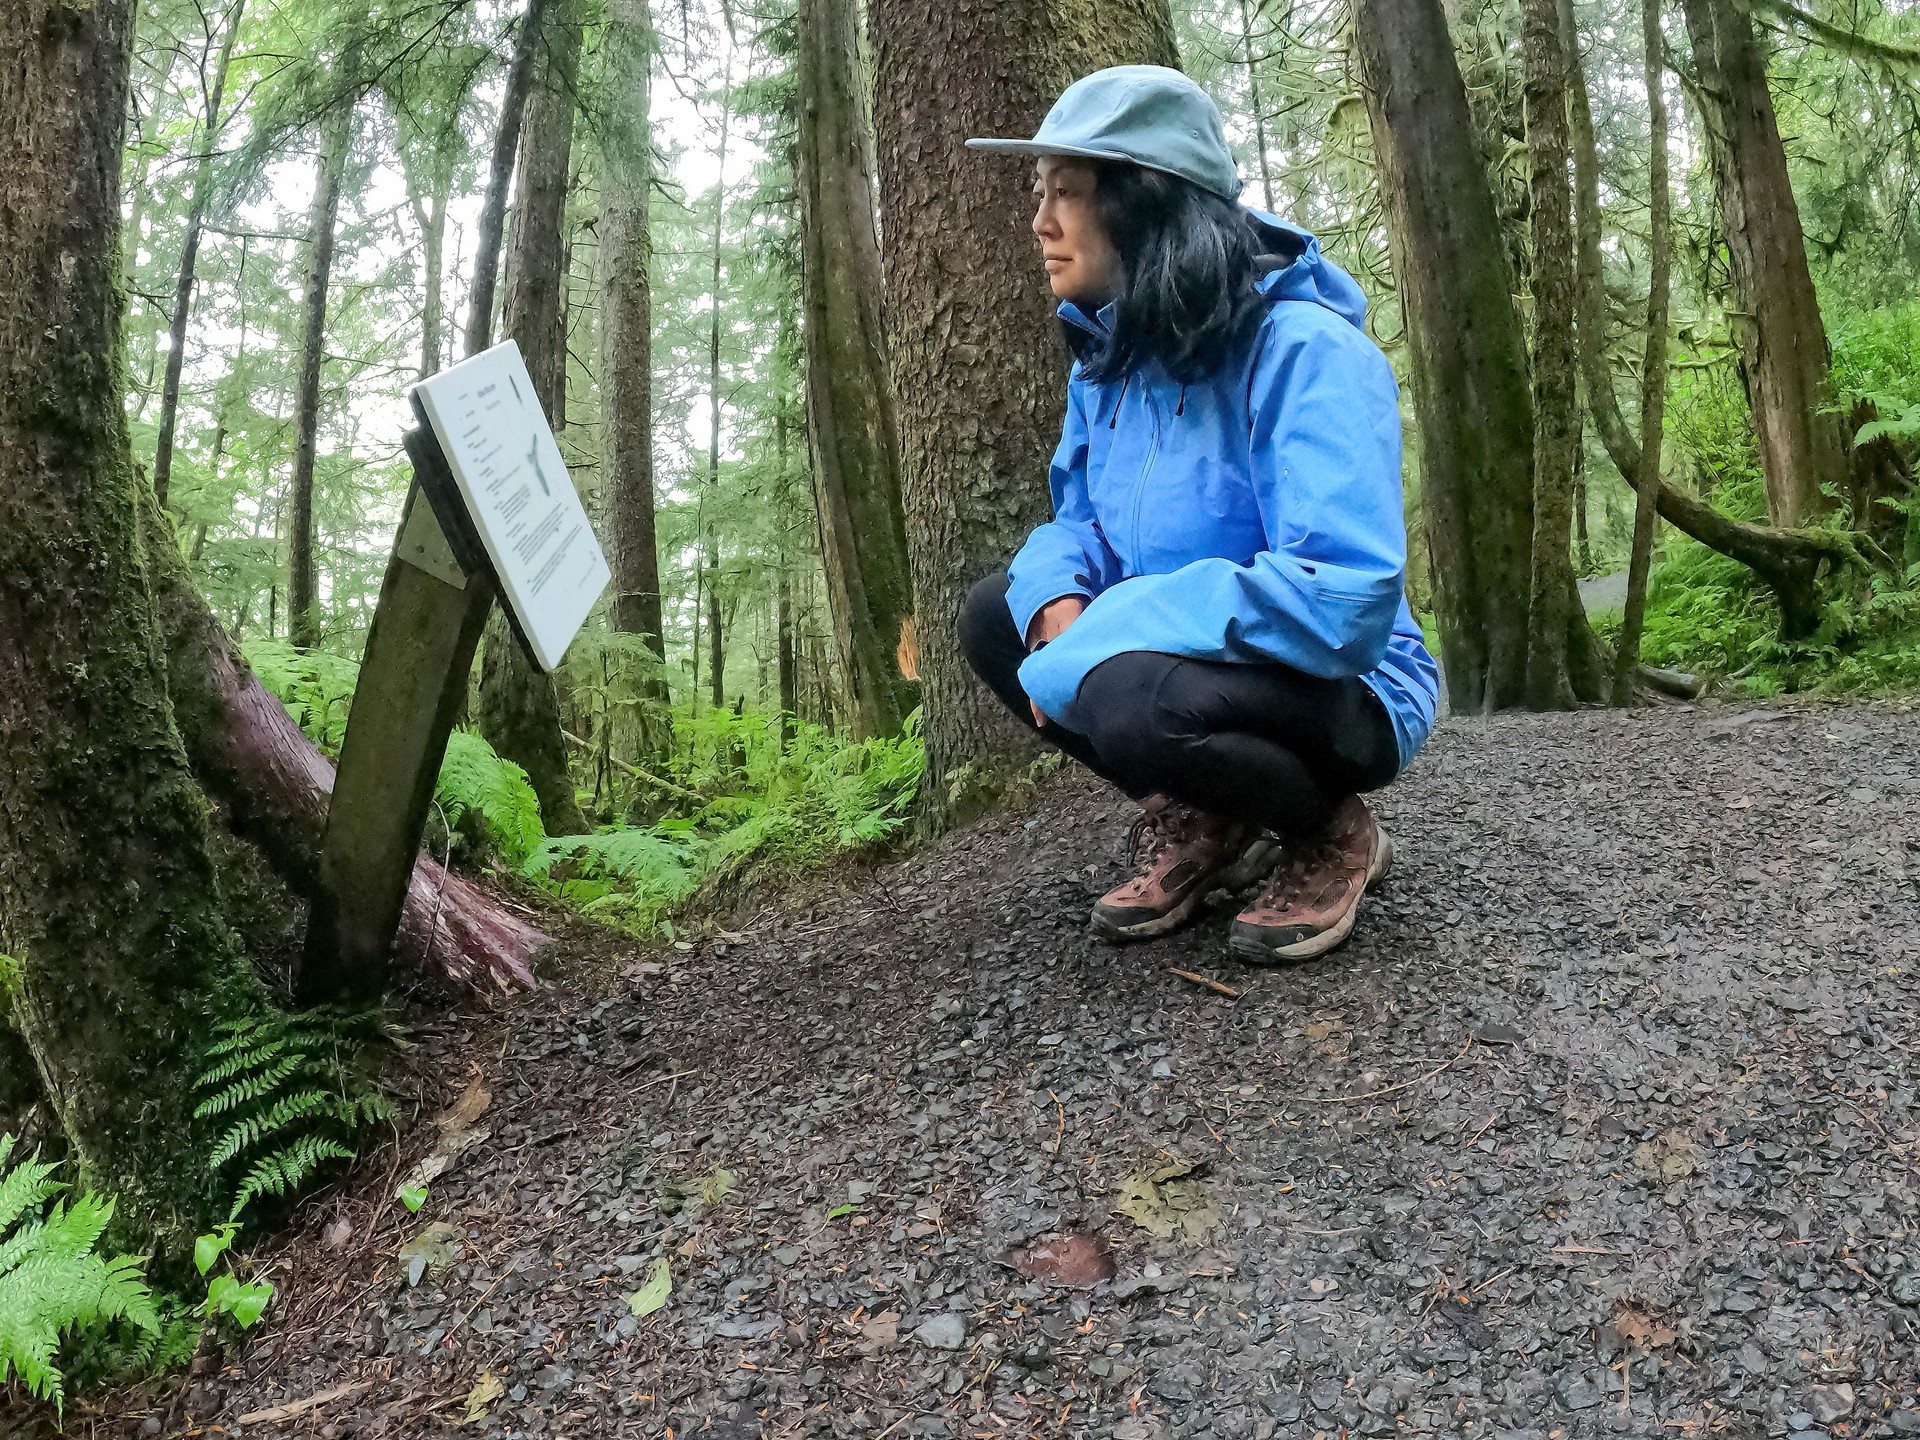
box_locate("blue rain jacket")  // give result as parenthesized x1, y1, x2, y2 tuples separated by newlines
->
(1007, 210, 1439, 771)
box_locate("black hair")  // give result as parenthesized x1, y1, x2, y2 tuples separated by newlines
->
(1071, 160, 1271, 387)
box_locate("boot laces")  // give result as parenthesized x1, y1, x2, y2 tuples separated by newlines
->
(1125, 803, 1195, 866)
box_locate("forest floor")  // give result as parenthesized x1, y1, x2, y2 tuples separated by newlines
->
(79, 698, 1920, 1440)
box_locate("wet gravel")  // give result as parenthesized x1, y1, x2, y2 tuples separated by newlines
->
(91, 700, 1920, 1438)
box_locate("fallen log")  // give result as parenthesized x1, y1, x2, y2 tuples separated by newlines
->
(141, 495, 544, 993)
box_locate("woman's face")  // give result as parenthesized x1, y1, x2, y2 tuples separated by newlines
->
(1032, 157, 1121, 308)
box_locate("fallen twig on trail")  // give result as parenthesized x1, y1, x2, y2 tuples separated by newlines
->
(236, 1382, 365, 1424)
(1287, 1036, 1474, 1104)
(1169, 968, 1239, 999)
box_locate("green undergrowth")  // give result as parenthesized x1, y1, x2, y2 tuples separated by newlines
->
(525, 707, 925, 937)
(245, 641, 926, 938)
(0, 998, 394, 1411)
(1635, 536, 1920, 696)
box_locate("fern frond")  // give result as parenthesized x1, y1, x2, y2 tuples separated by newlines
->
(0, 1138, 157, 1412)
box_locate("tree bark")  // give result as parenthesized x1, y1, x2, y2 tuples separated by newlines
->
(1679, 0, 1848, 528)
(477, 0, 589, 839)
(797, 0, 918, 739)
(1521, 0, 1586, 709)
(464, 0, 554, 357)
(777, 566, 798, 744)
(0, 0, 239, 1232)
(406, 149, 453, 380)
(287, 89, 355, 650)
(698, 43, 735, 716)
(869, 0, 1176, 816)
(1351, 0, 1536, 712)
(1613, 0, 1674, 701)
(601, 0, 668, 683)
(151, 0, 245, 511)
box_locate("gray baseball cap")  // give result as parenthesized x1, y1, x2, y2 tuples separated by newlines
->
(967, 65, 1242, 201)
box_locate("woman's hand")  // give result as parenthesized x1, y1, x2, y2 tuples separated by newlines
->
(1025, 596, 1086, 726)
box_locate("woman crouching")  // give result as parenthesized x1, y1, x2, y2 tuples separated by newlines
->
(959, 66, 1438, 963)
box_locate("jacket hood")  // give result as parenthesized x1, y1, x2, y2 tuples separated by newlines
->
(1243, 208, 1369, 330)
(1056, 208, 1369, 342)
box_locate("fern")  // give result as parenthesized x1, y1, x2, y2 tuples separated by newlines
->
(435, 729, 549, 865)
(0, 1136, 159, 1412)
(243, 640, 361, 755)
(195, 1008, 395, 1222)
(520, 707, 925, 937)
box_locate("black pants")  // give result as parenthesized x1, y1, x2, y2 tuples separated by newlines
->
(958, 572, 1399, 838)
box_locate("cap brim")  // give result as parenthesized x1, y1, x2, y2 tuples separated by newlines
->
(963, 139, 1133, 163)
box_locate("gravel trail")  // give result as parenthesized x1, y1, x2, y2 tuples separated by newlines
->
(90, 701, 1920, 1440)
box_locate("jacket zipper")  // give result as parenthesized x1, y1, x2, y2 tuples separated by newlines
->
(1129, 387, 1161, 567)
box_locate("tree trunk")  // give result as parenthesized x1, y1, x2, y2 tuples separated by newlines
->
(869, 0, 1175, 816)
(1521, 0, 1585, 709)
(1680, 0, 1848, 528)
(1563, 0, 1842, 640)
(1351, 0, 1536, 712)
(464, 0, 554, 357)
(777, 567, 798, 744)
(407, 152, 452, 380)
(0, 0, 240, 1233)
(698, 42, 736, 720)
(1239, 0, 1277, 212)
(151, 0, 245, 511)
(708, 580, 725, 710)
(286, 91, 355, 651)
(796, 0, 917, 739)
(1613, 0, 1674, 700)
(601, 0, 668, 680)
(476, 0, 589, 839)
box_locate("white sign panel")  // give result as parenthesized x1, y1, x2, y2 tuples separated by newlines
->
(410, 340, 610, 671)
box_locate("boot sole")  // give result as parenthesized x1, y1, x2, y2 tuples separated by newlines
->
(1090, 888, 1208, 943)
(1229, 827, 1395, 965)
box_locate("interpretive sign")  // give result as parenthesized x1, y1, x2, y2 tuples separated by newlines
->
(410, 340, 610, 671)
(303, 342, 608, 1002)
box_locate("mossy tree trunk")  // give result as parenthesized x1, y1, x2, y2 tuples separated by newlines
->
(1520, 0, 1595, 708)
(0, 0, 240, 1234)
(477, 0, 590, 839)
(601, 0, 670, 702)
(1353, 0, 1603, 712)
(869, 0, 1175, 818)
(797, 0, 917, 739)
(1680, 0, 1847, 529)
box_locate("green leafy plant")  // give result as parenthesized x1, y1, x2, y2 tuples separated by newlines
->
(195, 1007, 395, 1222)
(243, 640, 362, 755)
(0, 1135, 159, 1411)
(434, 729, 548, 866)
(521, 707, 924, 937)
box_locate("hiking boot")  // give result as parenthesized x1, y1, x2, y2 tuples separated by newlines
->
(1229, 795, 1393, 963)
(1090, 797, 1269, 942)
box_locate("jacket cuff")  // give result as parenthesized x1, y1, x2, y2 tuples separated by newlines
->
(1006, 584, 1093, 651)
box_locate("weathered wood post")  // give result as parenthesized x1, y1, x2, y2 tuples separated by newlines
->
(300, 430, 493, 1002)
(301, 342, 609, 1002)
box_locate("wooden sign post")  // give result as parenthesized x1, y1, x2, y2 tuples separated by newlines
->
(301, 342, 609, 1002)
